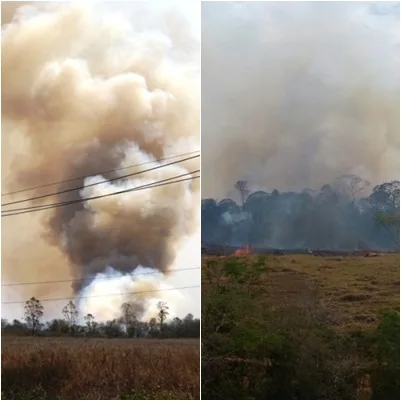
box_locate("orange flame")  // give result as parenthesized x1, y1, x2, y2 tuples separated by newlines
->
(235, 245, 252, 257)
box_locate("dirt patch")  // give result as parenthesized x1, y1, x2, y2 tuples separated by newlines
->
(340, 294, 372, 302)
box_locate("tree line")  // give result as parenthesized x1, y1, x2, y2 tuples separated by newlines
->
(1, 297, 200, 338)
(202, 176, 400, 250)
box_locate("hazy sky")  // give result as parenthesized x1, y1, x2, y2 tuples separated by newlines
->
(201, 1, 399, 200)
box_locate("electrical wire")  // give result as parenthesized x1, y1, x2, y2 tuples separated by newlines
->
(2, 154, 199, 207)
(1, 285, 200, 305)
(1, 150, 200, 197)
(2, 172, 200, 217)
(2, 267, 200, 287)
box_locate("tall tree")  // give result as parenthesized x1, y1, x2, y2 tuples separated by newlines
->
(121, 302, 137, 337)
(235, 180, 250, 207)
(157, 301, 169, 334)
(149, 317, 158, 337)
(62, 300, 79, 333)
(24, 297, 44, 335)
(84, 313, 95, 334)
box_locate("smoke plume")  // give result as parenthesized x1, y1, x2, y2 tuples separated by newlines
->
(2, 1, 200, 320)
(202, 1, 399, 199)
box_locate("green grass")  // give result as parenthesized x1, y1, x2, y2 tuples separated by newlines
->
(202, 253, 399, 331)
(201, 253, 400, 399)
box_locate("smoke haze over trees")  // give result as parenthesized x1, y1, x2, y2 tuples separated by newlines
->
(202, 2, 399, 200)
(202, 177, 400, 251)
(201, 3, 399, 252)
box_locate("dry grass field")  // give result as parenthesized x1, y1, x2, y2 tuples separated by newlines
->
(202, 253, 400, 331)
(1, 337, 200, 400)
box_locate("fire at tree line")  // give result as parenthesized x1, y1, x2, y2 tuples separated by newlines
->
(1, 298, 200, 339)
(200, 176, 400, 399)
(202, 176, 400, 251)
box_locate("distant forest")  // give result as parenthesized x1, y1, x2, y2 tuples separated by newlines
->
(1, 315, 199, 339)
(2, 298, 200, 339)
(202, 176, 400, 251)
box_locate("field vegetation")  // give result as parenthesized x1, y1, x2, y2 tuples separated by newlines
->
(2, 336, 200, 400)
(201, 253, 400, 400)
(2, 299, 200, 399)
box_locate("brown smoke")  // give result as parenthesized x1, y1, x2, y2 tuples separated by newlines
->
(202, 2, 399, 199)
(1, 2, 199, 313)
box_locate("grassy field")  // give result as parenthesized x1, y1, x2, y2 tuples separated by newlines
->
(1, 337, 200, 400)
(202, 253, 399, 331)
(201, 253, 399, 399)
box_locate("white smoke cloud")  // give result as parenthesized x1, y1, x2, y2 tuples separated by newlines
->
(79, 266, 185, 322)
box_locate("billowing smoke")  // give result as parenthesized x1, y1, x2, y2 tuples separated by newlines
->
(79, 266, 186, 322)
(2, 2, 200, 321)
(202, 1, 399, 199)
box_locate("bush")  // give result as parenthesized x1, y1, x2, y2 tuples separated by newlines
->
(371, 310, 400, 400)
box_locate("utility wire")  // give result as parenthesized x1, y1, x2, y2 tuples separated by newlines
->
(2, 154, 199, 207)
(2, 173, 199, 215)
(2, 172, 200, 217)
(2, 267, 200, 287)
(2, 150, 200, 197)
(3, 169, 199, 214)
(1, 285, 200, 305)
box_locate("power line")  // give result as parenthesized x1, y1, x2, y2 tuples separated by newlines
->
(2, 267, 200, 287)
(1, 285, 200, 305)
(2, 172, 200, 217)
(2, 150, 200, 197)
(2, 170, 199, 214)
(2, 154, 199, 207)
(2, 173, 200, 216)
